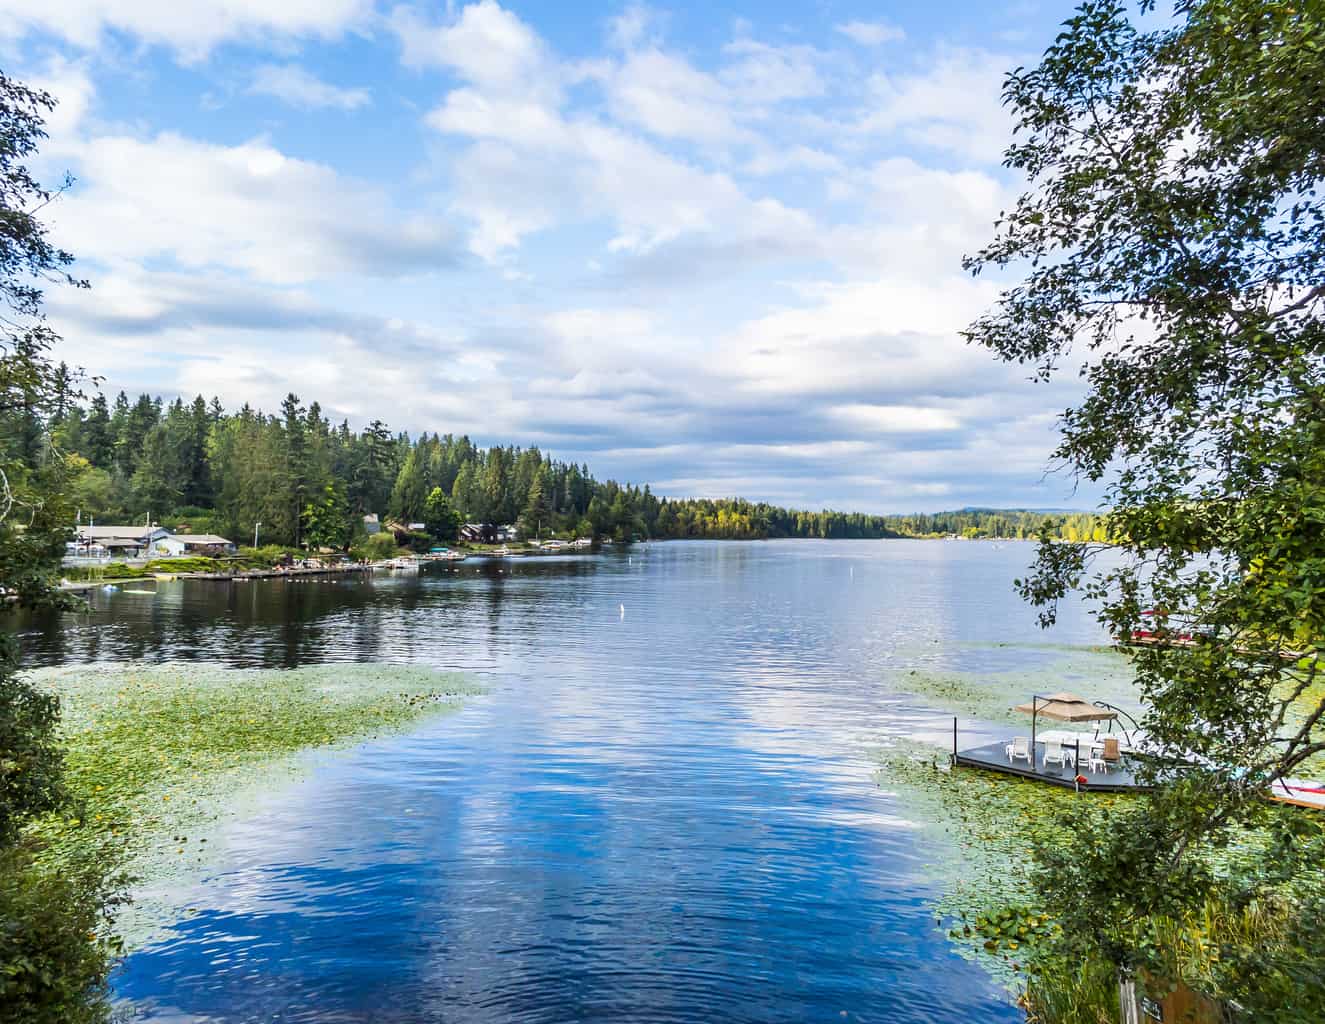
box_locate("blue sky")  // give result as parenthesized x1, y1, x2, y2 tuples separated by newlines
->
(1, 0, 1103, 513)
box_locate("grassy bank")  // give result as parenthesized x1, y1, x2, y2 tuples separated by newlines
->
(60, 545, 317, 583)
(61, 556, 232, 582)
(29, 662, 480, 944)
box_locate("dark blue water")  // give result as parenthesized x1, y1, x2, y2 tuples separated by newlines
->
(21, 540, 1111, 1023)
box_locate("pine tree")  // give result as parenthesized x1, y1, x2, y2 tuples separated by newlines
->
(451, 461, 480, 521)
(519, 471, 547, 539)
(280, 393, 307, 545)
(81, 393, 111, 467)
(422, 487, 461, 542)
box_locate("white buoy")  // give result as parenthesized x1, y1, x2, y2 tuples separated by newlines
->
(619, 603, 625, 619)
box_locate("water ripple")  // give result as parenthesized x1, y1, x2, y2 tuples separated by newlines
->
(12, 540, 1116, 1022)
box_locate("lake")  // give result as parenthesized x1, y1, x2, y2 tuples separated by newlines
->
(19, 540, 1115, 1023)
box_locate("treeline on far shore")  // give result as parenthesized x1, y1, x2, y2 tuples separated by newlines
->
(884, 509, 1107, 541)
(44, 385, 1102, 547)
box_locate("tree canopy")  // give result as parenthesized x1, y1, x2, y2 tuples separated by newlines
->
(0, 70, 122, 1024)
(52, 387, 1104, 548)
(965, 0, 1325, 1016)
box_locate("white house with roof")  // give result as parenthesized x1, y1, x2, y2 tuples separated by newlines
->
(155, 534, 238, 556)
(68, 525, 236, 560)
(69, 525, 171, 558)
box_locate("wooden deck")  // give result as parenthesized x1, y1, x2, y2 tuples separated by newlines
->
(953, 739, 1152, 793)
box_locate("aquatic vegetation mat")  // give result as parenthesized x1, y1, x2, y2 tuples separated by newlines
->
(886, 644, 1140, 728)
(28, 662, 480, 944)
(876, 742, 1136, 979)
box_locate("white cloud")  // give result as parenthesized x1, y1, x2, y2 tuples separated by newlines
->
(20, 1, 1087, 511)
(24, 56, 95, 141)
(50, 132, 458, 282)
(544, 307, 654, 343)
(821, 156, 1013, 279)
(0, 0, 370, 61)
(835, 20, 906, 46)
(607, 49, 743, 144)
(248, 64, 370, 111)
(829, 403, 961, 433)
(606, 3, 661, 51)
(413, 4, 819, 264)
(857, 47, 1017, 163)
(719, 40, 823, 105)
(391, 0, 555, 97)
(743, 145, 843, 177)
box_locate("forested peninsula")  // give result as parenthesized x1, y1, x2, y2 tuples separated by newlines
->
(48, 387, 1099, 546)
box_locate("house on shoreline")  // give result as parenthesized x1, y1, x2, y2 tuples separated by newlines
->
(159, 534, 238, 556)
(459, 523, 518, 543)
(68, 525, 237, 560)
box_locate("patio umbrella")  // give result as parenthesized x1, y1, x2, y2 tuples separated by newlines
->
(1014, 692, 1118, 722)
(1015, 693, 1117, 763)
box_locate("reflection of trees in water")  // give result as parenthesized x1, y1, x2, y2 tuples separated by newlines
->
(11, 557, 610, 670)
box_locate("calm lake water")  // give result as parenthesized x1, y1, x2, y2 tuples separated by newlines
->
(20, 540, 1114, 1023)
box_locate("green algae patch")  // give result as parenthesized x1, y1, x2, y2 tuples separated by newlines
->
(875, 740, 1138, 986)
(888, 645, 1140, 728)
(28, 662, 480, 945)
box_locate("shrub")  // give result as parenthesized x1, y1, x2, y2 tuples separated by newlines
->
(352, 532, 400, 562)
(401, 530, 432, 554)
(236, 545, 300, 567)
(0, 844, 124, 1024)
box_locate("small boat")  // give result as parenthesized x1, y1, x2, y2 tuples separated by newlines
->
(422, 548, 467, 562)
(424, 548, 471, 564)
(1270, 778, 1325, 810)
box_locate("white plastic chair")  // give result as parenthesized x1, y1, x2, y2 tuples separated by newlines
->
(1087, 749, 1107, 773)
(1005, 736, 1031, 764)
(1043, 739, 1067, 768)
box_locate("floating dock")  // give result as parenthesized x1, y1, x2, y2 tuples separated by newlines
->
(952, 739, 1152, 793)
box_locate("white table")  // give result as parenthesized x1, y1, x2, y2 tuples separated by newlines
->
(1036, 730, 1103, 750)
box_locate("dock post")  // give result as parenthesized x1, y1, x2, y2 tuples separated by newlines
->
(952, 716, 958, 764)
